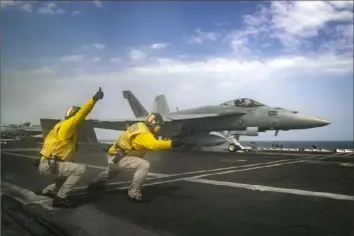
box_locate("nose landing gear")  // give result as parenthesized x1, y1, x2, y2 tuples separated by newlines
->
(228, 143, 240, 152)
(219, 132, 246, 152)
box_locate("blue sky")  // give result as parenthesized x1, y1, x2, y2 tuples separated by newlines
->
(1, 1, 353, 141)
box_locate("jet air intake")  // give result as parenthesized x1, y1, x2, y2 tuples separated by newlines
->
(229, 127, 259, 136)
(185, 133, 227, 147)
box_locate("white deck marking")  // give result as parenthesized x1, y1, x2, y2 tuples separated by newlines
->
(72, 173, 166, 191)
(340, 163, 354, 167)
(1, 182, 55, 210)
(2, 153, 354, 202)
(71, 159, 304, 192)
(3, 151, 312, 179)
(220, 159, 246, 163)
(306, 160, 354, 166)
(2, 151, 107, 170)
(188, 179, 354, 201)
(73, 156, 338, 196)
(3, 151, 342, 188)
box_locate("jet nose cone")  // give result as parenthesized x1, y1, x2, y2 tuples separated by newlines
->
(319, 119, 331, 126)
(289, 113, 331, 129)
(304, 117, 331, 128)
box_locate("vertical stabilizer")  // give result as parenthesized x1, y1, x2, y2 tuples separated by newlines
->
(151, 95, 170, 114)
(122, 90, 149, 118)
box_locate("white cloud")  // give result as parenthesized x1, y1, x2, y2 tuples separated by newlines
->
(127, 49, 147, 61)
(187, 29, 218, 44)
(129, 54, 352, 81)
(30, 66, 56, 75)
(109, 57, 122, 63)
(328, 1, 354, 10)
(1, 1, 69, 15)
(18, 3, 33, 12)
(2, 50, 353, 140)
(91, 57, 101, 62)
(1, 0, 20, 8)
(82, 43, 106, 49)
(60, 54, 84, 62)
(2, 52, 352, 116)
(2, 1, 353, 141)
(72, 10, 81, 16)
(93, 0, 103, 8)
(150, 43, 170, 50)
(270, 2, 352, 38)
(37, 2, 65, 15)
(234, 1, 354, 51)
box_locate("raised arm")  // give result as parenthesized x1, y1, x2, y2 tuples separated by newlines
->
(58, 88, 104, 140)
(70, 98, 96, 126)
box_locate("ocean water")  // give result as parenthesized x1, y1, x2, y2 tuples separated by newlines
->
(239, 141, 353, 149)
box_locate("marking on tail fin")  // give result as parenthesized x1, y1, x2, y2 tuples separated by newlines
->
(122, 90, 148, 118)
(152, 94, 170, 114)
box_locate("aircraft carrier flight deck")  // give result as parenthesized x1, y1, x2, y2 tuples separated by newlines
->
(1, 140, 354, 236)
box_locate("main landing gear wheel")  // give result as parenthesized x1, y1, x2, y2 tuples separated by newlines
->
(228, 144, 237, 152)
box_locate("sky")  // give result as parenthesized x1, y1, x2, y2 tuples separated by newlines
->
(1, 0, 353, 141)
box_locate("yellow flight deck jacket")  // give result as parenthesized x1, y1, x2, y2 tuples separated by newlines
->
(40, 98, 96, 162)
(108, 122, 172, 158)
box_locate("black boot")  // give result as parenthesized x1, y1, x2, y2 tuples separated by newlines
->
(86, 182, 106, 192)
(127, 194, 149, 203)
(52, 196, 77, 208)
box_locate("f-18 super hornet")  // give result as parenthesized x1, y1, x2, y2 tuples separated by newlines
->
(90, 90, 331, 152)
(1, 122, 42, 139)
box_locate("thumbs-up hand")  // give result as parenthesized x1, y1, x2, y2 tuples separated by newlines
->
(93, 87, 104, 101)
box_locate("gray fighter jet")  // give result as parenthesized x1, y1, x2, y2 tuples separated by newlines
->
(91, 90, 330, 152)
(1, 122, 42, 139)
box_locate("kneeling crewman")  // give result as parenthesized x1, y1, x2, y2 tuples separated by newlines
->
(87, 112, 185, 202)
(36, 87, 104, 208)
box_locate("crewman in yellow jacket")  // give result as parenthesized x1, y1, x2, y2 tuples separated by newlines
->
(87, 112, 185, 202)
(36, 87, 104, 208)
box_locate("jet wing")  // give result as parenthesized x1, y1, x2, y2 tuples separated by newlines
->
(92, 119, 184, 136)
(92, 111, 245, 136)
(162, 112, 246, 121)
(92, 118, 145, 130)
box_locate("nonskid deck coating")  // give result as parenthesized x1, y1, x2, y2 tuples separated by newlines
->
(1, 141, 354, 236)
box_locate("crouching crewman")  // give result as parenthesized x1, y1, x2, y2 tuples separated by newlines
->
(35, 87, 104, 208)
(87, 112, 185, 202)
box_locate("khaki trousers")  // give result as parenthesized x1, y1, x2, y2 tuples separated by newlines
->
(38, 160, 86, 198)
(92, 154, 150, 198)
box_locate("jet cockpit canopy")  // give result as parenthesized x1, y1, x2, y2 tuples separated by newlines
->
(221, 98, 265, 108)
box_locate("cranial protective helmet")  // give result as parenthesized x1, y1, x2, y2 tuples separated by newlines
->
(145, 112, 164, 133)
(65, 106, 81, 119)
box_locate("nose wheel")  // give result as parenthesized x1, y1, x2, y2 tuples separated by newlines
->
(218, 131, 245, 152)
(228, 143, 237, 152)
